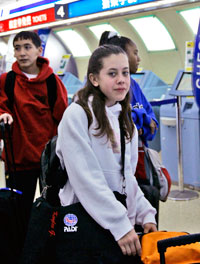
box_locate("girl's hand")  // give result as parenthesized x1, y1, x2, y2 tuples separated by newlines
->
(149, 119, 157, 134)
(117, 229, 141, 256)
(0, 113, 13, 125)
(138, 128, 143, 135)
(143, 223, 157, 233)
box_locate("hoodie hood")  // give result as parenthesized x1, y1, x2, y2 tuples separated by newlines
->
(12, 56, 53, 82)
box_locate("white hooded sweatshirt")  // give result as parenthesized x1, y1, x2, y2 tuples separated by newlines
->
(56, 100, 156, 241)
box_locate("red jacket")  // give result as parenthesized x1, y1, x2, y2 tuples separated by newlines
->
(0, 56, 68, 171)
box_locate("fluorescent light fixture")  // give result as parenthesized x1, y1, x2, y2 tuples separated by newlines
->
(179, 8, 200, 35)
(88, 23, 118, 40)
(55, 29, 91, 57)
(129, 16, 176, 51)
(0, 40, 7, 55)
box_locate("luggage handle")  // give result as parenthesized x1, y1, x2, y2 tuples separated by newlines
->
(157, 233, 200, 264)
(0, 121, 17, 190)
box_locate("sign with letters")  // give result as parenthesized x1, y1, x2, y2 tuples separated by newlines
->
(0, 0, 157, 33)
(67, 0, 156, 18)
(37, 28, 51, 56)
(192, 19, 200, 108)
(0, 8, 55, 33)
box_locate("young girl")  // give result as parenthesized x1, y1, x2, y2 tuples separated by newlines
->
(99, 31, 158, 146)
(56, 44, 157, 263)
(99, 32, 160, 222)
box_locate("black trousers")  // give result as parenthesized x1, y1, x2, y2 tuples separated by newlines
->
(6, 168, 42, 224)
(4, 169, 41, 263)
(6, 168, 42, 249)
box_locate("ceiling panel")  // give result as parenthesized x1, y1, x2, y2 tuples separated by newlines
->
(0, 0, 19, 8)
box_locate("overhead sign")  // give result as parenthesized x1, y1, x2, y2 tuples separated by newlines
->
(192, 19, 200, 108)
(68, 0, 156, 18)
(0, 0, 157, 33)
(0, 8, 55, 33)
(37, 28, 51, 56)
(54, 3, 68, 20)
(0, 0, 77, 20)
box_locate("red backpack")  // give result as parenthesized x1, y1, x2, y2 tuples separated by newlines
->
(135, 143, 171, 202)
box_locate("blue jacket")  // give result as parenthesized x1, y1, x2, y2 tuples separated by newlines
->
(130, 78, 158, 146)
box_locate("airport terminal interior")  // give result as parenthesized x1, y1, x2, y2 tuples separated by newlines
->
(0, 0, 200, 240)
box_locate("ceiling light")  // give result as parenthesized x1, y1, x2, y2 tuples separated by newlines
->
(179, 7, 200, 35)
(88, 23, 118, 40)
(129, 16, 176, 51)
(55, 29, 91, 57)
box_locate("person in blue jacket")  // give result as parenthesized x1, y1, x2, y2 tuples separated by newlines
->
(99, 31, 158, 146)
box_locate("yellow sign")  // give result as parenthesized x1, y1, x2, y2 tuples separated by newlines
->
(57, 54, 71, 75)
(185, 41, 194, 72)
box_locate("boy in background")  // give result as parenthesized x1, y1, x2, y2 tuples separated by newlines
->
(0, 31, 68, 232)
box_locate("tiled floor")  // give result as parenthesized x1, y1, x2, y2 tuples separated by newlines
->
(1, 161, 200, 234)
(158, 185, 200, 234)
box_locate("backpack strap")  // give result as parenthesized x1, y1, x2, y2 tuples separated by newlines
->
(5, 70, 16, 111)
(4, 71, 57, 112)
(46, 73, 57, 113)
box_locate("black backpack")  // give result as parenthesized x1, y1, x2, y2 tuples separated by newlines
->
(5, 70, 57, 112)
(40, 135, 68, 206)
(40, 102, 87, 206)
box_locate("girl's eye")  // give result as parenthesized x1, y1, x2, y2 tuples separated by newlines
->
(123, 71, 129, 76)
(109, 72, 116, 77)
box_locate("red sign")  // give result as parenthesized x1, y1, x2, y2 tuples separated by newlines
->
(0, 8, 55, 33)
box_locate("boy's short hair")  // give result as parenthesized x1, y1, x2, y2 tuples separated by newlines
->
(13, 31, 42, 48)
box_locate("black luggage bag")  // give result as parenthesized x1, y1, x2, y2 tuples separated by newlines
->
(0, 122, 26, 263)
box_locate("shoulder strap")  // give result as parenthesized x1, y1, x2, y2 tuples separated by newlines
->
(119, 122, 125, 177)
(4, 71, 57, 112)
(46, 73, 57, 112)
(5, 70, 16, 110)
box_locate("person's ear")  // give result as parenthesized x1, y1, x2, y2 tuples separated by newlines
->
(89, 73, 99, 87)
(38, 46, 43, 56)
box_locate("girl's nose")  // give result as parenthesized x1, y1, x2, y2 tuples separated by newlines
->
(117, 74, 125, 83)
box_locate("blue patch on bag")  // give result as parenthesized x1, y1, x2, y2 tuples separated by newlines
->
(64, 214, 78, 227)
